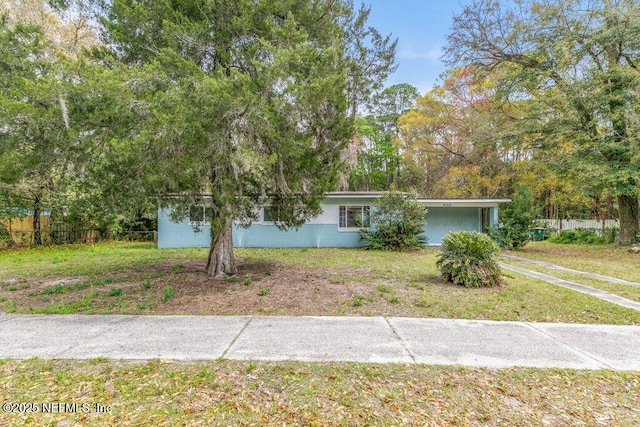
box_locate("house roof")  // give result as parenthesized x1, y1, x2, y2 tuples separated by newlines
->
(167, 192, 511, 207)
(325, 192, 510, 207)
(324, 191, 391, 198)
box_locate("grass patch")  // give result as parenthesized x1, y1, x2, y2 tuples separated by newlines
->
(515, 242, 640, 282)
(503, 258, 640, 303)
(377, 283, 395, 294)
(258, 287, 271, 296)
(108, 288, 124, 297)
(160, 287, 176, 303)
(31, 295, 95, 314)
(41, 281, 91, 295)
(221, 273, 237, 283)
(0, 359, 638, 426)
(2, 243, 640, 323)
(347, 295, 367, 307)
(2, 298, 15, 313)
(0, 242, 207, 280)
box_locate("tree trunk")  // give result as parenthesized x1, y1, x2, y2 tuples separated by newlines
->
(205, 219, 237, 277)
(32, 192, 42, 246)
(617, 194, 639, 246)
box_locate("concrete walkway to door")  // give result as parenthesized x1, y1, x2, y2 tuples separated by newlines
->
(499, 253, 640, 312)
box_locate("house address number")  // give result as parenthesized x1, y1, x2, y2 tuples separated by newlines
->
(442, 203, 452, 207)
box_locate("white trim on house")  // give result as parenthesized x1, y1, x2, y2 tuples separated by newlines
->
(325, 191, 389, 199)
(338, 205, 371, 232)
(187, 204, 213, 226)
(417, 199, 511, 208)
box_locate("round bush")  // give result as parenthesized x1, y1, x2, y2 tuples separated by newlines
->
(360, 191, 428, 251)
(436, 231, 502, 288)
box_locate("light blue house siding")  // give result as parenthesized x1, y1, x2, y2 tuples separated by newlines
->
(157, 194, 508, 249)
(423, 207, 481, 245)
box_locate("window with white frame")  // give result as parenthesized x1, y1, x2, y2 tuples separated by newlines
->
(189, 205, 213, 225)
(339, 205, 370, 229)
(263, 206, 276, 222)
(262, 206, 292, 223)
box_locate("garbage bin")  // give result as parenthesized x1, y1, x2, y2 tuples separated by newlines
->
(530, 227, 545, 241)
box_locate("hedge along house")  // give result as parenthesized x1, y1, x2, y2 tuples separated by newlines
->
(157, 192, 510, 249)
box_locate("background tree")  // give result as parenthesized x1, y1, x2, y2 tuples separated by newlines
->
(397, 68, 519, 198)
(445, 0, 640, 245)
(349, 83, 420, 191)
(349, 115, 399, 191)
(343, 3, 398, 118)
(348, 84, 419, 191)
(0, 20, 73, 245)
(95, 0, 395, 276)
(0, 1, 107, 245)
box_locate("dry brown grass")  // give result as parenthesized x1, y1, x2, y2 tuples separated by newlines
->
(1, 359, 639, 426)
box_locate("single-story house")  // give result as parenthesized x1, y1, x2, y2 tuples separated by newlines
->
(157, 192, 510, 249)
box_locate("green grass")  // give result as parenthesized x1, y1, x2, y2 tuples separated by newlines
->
(0, 242, 207, 280)
(257, 287, 271, 296)
(160, 286, 176, 303)
(503, 258, 640, 303)
(514, 241, 640, 282)
(0, 359, 638, 426)
(108, 288, 124, 297)
(1, 242, 640, 324)
(31, 295, 96, 314)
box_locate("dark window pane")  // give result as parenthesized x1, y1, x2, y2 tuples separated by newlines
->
(189, 206, 204, 222)
(362, 206, 370, 227)
(204, 207, 213, 222)
(347, 206, 361, 227)
(264, 207, 274, 222)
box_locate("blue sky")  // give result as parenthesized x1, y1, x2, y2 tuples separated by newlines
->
(366, 1, 474, 96)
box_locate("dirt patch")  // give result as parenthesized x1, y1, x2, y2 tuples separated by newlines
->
(0, 256, 445, 317)
(36, 277, 83, 289)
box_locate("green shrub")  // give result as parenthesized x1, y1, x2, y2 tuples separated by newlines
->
(0, 223, 13, 248)
(360, 191, 428, 251)
(548, 228, 607, 245)
(436, 231, 502, 288)
(603, 227, 619, 244)
(489, 187, 540, 250)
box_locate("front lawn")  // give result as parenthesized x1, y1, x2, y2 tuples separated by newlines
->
(1, 359, 639, 426)
(502, 257, 640, 303)
(1, 242, 639, 324)
(515, 241, 640, 283)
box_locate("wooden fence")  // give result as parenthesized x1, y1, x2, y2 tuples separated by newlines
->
(0, 216, 52, 246)
(538, 219, 619, 236)
(0, 217, 156, 247)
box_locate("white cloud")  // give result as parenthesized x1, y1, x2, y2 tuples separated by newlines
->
(398, 45, 443, 62)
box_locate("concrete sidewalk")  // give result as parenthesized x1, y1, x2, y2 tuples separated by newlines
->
(1, 314, 640, 371)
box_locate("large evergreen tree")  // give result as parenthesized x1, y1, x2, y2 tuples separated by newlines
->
(97, 0, 395, 276)
(0, 19, 70, 245)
